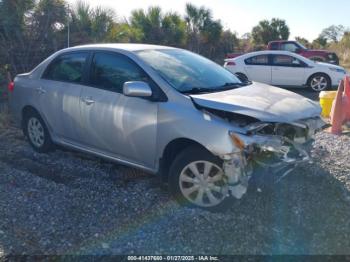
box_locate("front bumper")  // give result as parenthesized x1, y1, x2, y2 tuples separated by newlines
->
(222, 117, 326, 199)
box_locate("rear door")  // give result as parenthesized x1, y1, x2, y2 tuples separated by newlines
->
(79, 51, 159, 168)
(40, 52, 90, 142)
(271, 54, 306, 87)
(243, 54, 272, 84)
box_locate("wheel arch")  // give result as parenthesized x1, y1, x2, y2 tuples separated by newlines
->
(21, 105, 41, 129)
(158, 138, 209, 183)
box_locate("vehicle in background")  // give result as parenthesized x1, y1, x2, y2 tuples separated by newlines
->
(224, 51, 347, 92)
(227, 40, 339, 65)
(9, 44, 325, 210)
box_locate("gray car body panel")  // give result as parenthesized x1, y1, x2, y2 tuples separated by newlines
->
(9, 44, 323, 175)
(190, 82, 321, 123)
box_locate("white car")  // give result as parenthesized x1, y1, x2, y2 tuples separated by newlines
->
(224, 50, 347, 92)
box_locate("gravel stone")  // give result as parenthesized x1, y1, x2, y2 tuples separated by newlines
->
(0, 111, 350, 255)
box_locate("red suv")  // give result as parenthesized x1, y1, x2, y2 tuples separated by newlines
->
(267, 40, 339, 65)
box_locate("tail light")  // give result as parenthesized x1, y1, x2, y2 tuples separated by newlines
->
(8, 81, 14, 92)
(226, 61, 236, 66)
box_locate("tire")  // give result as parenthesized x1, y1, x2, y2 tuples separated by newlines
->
(169, 146, 232, 211)
(23, 110, 54, 153)
(235, 72, 249, 83)
(307, 73, 330, 92)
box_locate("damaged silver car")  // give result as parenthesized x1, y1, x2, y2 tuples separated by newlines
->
(9, 44, 326, 210)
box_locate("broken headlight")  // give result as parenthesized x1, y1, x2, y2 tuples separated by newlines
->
(246, 122, 308, 143)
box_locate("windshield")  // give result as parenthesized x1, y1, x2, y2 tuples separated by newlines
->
(297, 42, 308, 50)
(136, 49, 245, 94)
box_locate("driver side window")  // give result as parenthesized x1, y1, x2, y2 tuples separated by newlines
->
(281, 43, 298, 52)
(89, 52, 150, 93)
(272, 55, 305, 67)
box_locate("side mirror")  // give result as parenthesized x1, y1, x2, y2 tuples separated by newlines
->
(295, 48, 302, 53)
(123, 81, 152, 98)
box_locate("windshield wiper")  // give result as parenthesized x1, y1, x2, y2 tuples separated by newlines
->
(181, 87, 215, 94)
(213, 81, 252, 91)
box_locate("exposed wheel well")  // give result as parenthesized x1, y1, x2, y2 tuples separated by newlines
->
(306, 72, 332, 87)
(158, 138, 208, 183)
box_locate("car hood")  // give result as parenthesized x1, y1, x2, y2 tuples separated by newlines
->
(315, 62, 345, 70)
(190, 82, 321, 123)
(306, 49, 333, 54)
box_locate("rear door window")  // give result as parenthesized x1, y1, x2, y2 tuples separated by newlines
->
(43, 52, 89, 83)
(245, 55, 269, 65)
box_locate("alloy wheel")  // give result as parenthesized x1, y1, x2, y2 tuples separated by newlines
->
(179, 161, 227, 207)
(27, 117, 45, 148)
(310, 76, 328, 91)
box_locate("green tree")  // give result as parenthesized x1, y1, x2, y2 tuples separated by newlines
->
(130, 7, 162, 44)
(161, 12, 186, 47)
(130, 6, 186, 46)
(185, 3, 211, 52)
(312, 36, 328, 49)
(320, 25, 345, 43)
(251, 18, 290, 45)
(106, 22, 143, 43)
(70, 1, 115, 45)
(0, 0, 35, 73)
(31, 0, 67, 54)
(184, 3, 225, 58)
(295, 36, 310, 48)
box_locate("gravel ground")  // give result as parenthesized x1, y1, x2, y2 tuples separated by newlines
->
(0, 104, 350, 255)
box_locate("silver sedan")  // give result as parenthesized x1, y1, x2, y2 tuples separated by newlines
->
(9, 44, 325, 210)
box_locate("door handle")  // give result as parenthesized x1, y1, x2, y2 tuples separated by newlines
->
(82, 97, 95, 105)
(35, 87, 46, 94)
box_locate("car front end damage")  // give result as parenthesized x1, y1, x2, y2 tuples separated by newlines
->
(219, 117, 327, 199)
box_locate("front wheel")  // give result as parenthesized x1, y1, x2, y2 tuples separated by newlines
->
(169, 146, 231, 211)
(308, 74, 330, 92)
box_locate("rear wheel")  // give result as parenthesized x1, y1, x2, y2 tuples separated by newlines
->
(308, 73, 330, 92)
(23, 111, 54, 153)
(169, 146, 231, 211)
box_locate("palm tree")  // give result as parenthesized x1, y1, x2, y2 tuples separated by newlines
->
(130, 6, 186, 46)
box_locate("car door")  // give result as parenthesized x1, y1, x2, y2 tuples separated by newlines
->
(79, 51, 158, 168)
(243, 54, 272, 84)
(39, 51, 90, 142)
(271, 54, 306, 87)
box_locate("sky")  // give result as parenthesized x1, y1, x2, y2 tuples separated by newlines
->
(67, 0, 350, 41)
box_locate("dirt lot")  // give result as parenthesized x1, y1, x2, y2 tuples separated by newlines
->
(0, 91, 350, 255)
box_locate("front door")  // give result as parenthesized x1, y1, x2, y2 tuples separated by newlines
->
(271, 54, 306, 86)
(79, 52, 158, 168)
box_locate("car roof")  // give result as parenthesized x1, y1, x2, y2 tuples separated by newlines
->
(268, 40, 290, 43)
(64, 43, 176, 52)
(243, 50, 296, 56)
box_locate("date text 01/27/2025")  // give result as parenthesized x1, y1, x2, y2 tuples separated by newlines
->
(127, 255, 219, 261)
